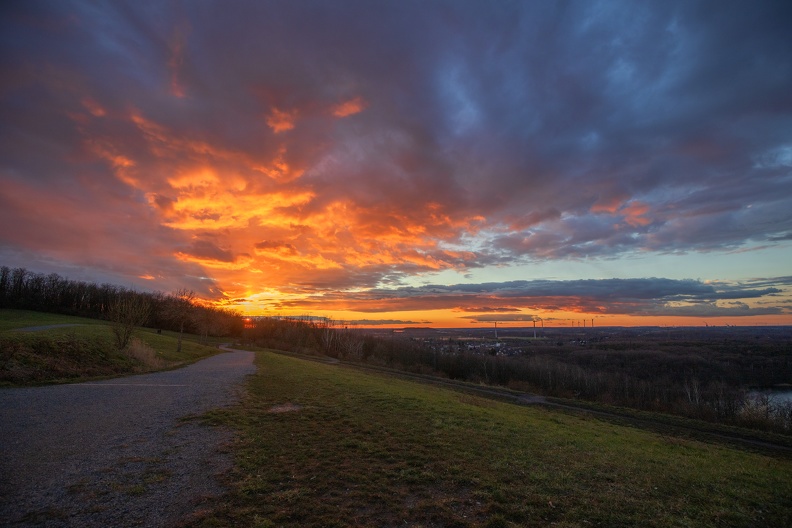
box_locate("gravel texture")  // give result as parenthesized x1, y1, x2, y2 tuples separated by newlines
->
(0, 347, 255, 527)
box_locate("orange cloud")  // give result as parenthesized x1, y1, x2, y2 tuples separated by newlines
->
(175, 250, 253, 269)
(81, 98, 106, 117)
(253, 146, 304, 182)
(254, 240, 298, 255)
(128, 111, 258, 164)
(621, 201, 652, 227)
(590, 196, 652, 227)
(266, 107, 298, 132)
(157, 186, 315, 231)
(332, 96, 366, 117)
(285, 199, 479, 272)
(83, 138, 139, 187)
(591, 194, 627, 214)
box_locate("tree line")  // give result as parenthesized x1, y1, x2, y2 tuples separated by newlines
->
(0, 266, 242, 347)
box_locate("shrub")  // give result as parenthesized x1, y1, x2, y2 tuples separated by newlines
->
(125, 337, 167, 371)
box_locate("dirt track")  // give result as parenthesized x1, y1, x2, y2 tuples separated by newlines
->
(0, 347, 254, 527)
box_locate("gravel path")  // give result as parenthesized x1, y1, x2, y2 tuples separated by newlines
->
(14, 324, 85, 332)
(0, 347, 255, 527)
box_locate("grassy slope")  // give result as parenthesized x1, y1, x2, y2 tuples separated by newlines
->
(193, 351, 792, 528)
(0, 309, 222, 385)
(0, 308, 108, 331)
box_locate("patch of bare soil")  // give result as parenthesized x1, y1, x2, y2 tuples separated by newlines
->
(268, 402, 303, 413)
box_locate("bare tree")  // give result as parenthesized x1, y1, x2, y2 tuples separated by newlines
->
(193, 304, 224, 345)
(318, 318, 338, 357)
(0, 266, 10, 307)
(165, 289, 195, 353)
(108, 293, 151, 350)
(683, 376, 701, 406)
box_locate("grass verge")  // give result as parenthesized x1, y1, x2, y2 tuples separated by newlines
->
(190, 351, 792, 527)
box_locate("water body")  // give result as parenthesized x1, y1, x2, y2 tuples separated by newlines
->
(765, 390, 792, 404)
(748, 389, 792, 404)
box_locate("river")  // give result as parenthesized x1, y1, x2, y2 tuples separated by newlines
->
(749, 389, 792, 404)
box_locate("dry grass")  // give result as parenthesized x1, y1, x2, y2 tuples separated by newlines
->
(124, 337, 169, 371)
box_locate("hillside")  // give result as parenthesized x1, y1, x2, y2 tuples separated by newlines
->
(190, 351, 792, 527)
(0, 309, 222, 385)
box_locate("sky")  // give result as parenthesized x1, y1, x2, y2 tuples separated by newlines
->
(1, 0, 791, 328)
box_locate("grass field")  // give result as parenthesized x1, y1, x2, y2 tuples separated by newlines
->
(192, 350, 792, 528)
(0, 309, 222, 385)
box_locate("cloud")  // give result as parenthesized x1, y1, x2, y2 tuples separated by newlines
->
(1, 1, 791, 320)
(455, 307, 522, 313)
(266, 107, 298, 133)
(254, 240, 297, 255)
(462, 314, 541, 323)
(179, 239, 235, 263)
(344, 319, 432, 326)
(273, 277, 791, 318)
(332, 97, 366, 118)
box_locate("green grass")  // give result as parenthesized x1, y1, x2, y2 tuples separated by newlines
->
(134, 327, 227, 363)
(0, 309, 223, 385)
(0, 308, 107, 331)
(542, 395, 792, 451)
(193, 351, 792, 528)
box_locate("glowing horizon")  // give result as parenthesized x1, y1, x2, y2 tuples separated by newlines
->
(1, 1, 791, 328)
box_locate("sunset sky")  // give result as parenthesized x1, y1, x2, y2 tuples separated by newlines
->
(2, 0, 791, 327)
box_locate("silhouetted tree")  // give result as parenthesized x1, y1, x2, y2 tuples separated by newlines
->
(0, 266, 10, 307)
(164, 289, 195, 354)
(107, 292, 151, 350)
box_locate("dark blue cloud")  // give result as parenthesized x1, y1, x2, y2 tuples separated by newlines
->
(1, 0, 790, 307)
(277, 277, 790, 318)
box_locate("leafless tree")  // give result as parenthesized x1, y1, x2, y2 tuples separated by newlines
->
(165, 289, 195, 354)
(108, 293, 151, 350)
(683, 376, 701, 406)
(318, 318, 338, 357)
(337, 327, 363, 359)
